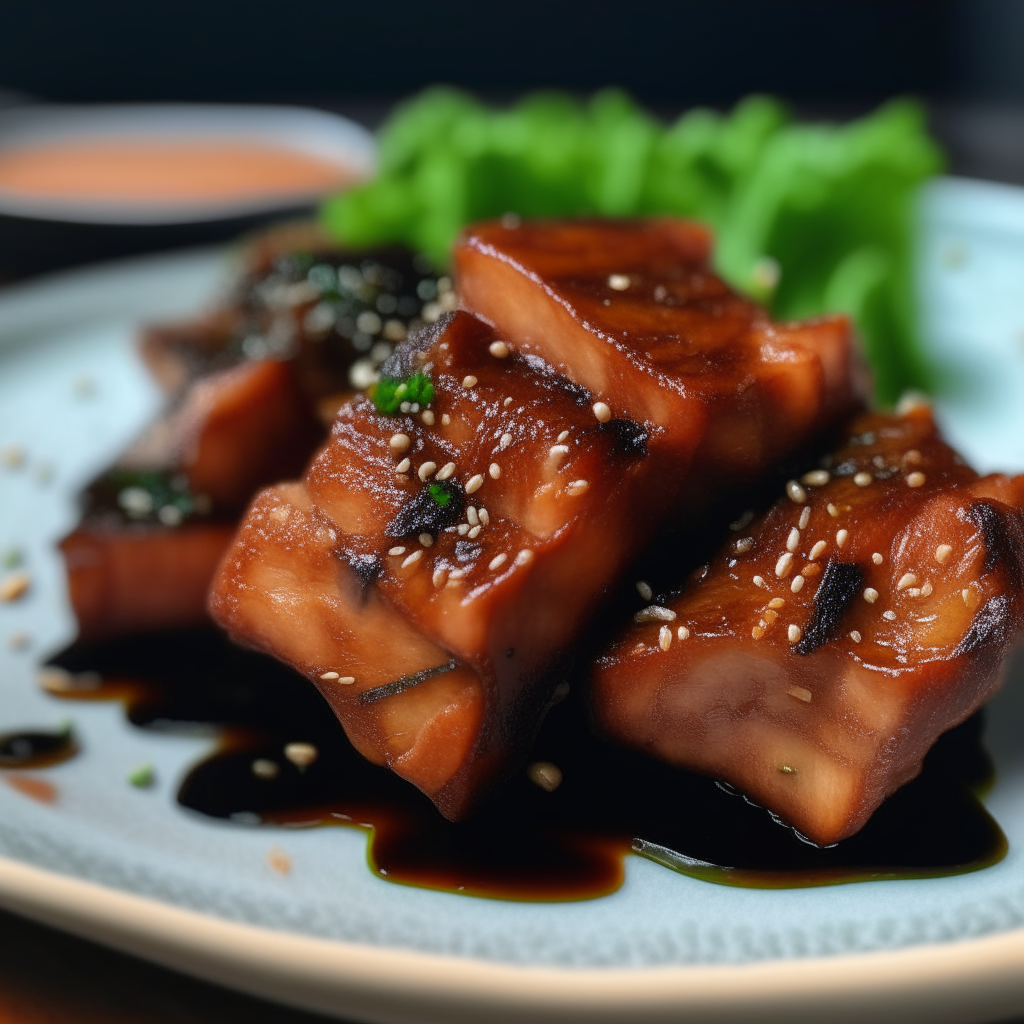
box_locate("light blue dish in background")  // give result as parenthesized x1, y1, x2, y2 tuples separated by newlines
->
(1, 175, 1024, 1022)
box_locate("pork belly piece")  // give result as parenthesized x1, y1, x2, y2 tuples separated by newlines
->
(209, 483, 486, 806)
(592, 406, 1024, 846)
(455, 218, 863, 490)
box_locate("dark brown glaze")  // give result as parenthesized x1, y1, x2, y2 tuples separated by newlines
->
(0, 728, 77, 769)
(455, 218, 865, 487)
(592, 407, 1024, 846)
(43, 627, 1005, 899)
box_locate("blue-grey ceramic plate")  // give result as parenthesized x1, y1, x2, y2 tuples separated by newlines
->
(1, 178, 1024, 1023)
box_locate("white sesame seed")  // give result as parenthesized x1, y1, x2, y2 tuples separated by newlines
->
(677, 626, 690, 640)
(809, 540, 827, 561)
(882, 610, 896, 621)
(906, 471, 926, 488)
(786, 528, 800, 552)
(515, 549, 534, 566)
(907, 588, 922, 598)
(768, 597, 786, 609)
(636, 580, 653, 601)
(251, 758, 279, 780)
(479, 508, 490, 525)
(389, 433, 411, 453)
(468, 525, 482, 538)
(388, 546, 406, 556)
(396, 458, 411, 473)
(565, 479, 590, 496)
(457, 524, 470, 535)
(897, 573, 918, 591)
(799, 506, 811, 530)
(465, 474, 484, 494)
(467, 506, 479, 526)
(788, 624, 802, 643)
(827, 503, 840, 517)
(549, 444, 570, 462)
(872, 552, 883, 565)
(462, 375, 478, 389)
(735, 537, 753, 554)
(419, 533, 434, 548)
(752, 625, 765, 639)
(786, 480, 807, 503)
(847, 631, 862, 644)
(854, 471, 873, 487)
(528, 761, 563, 792)
(442, 413, 451, 425)
(489, 340, 510, 358)
(657, 625, 672, 651)
(436, 462, 456, 481)
(836, 529, 849, 548)
(418, 461, 437, 481)
(284, 742, 319, 769)
(788, 685, 812, 703)
(607, 273, 630, 291)
(921, 581, 933, 596)
(791, 575, 805, 593)
(634, 605, 677, 623)
(775, 552, 794, 577)
(320, 671, 339, 681)
(730, 510, 755, 532)
(557, 430, 570, 442)
(486, 463, 501, 481)
(499, 432, 512, 450)
(904, 449, 922, 465)
(432, 568, 448, 588)
(753, 575, 766, 588)
(593, 401, 612, 423)
(402, 550, 423, 569)
(0, 571, 31, 603)
(489, 554, 508, 571)
(801, 469, 830, 487)
(936, 544, 952, 564)
(421, 409, 435, 425)
(338, 676, 355, 685)
(864, 588, 879, 603)
(503, 398, 513, 408)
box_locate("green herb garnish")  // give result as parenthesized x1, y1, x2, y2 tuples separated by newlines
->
(371, 372, 435, 415)
(428, 483, 451, 507)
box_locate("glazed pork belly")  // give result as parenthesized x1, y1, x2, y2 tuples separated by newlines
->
(592, 407, 1024, 846)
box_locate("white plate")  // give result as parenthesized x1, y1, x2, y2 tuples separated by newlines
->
(1, 179, 1024, 1023)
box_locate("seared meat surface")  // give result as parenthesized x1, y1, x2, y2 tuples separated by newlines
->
(592, 407, 1024, 845)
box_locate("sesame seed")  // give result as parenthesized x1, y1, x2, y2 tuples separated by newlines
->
(636, 580, 653, 601)
(906, 472, 926, 488)
(0, 573, 30, 602)
(418, 461, 437, 481)
(442, 413, 451, 425)
(735, 537, 753, 554)
(527, 761, 563, 792)
(778, 764, 798, 775)
(677, 626, 690, 640)
(389, 433, 411, 453)
(854, 471, 873, 487)
(775, 553, 794, 577)
(436, 462, 456, 481)
(730, 510, 755, 531)
(467, 506, 479, 526)
(418, 533, 434, 548)
(809, 540, 827, 561)
(402, 550, 423, 569)
(788, 685, 812, 703)
(921, 581, 933, 596)
(836, 529, 849, 548)
(549, 444, 570, 462)
(252, 759, 280, 780)
(284, 742, 319, 770)
(882, 610, 897, 621)
(828, 503, 840, 517)
(752, 625, 765, 639)
(515, 549, 534, 566)
(634, 605, 677, 623)
(764, 609, 778, 624)
(338, 676, 356, 685)
(320, 671, 339, 681)
(565, 479, 590, 496)
(907, 588, 922, 598)
(786, 528, 800, 552)
(801, 563, 820, 576)
(489, 340, 510, 358)
(488, 463, 501, 480)
(468, 525, 482, 539)
(801, 469, 830, 487)
(388, 546, 406, 556)
(659, 625, 672, 651)
(466, 474, 484, 494)
(897, 573, 918, 591)
(786, 480, 807, 503)
(457, 524, 470, 535)
(479, 508, 490, 525)
(503, 398, 513, 408)
(462, 375, 478, 389)
(753, 575, 766, 588)
(936, 544, 952, 564)
(768, 597, 786, 609)
(557, 430, 569, 442)
(799, 506, 811, 530)
(788, 624, 802, 644)
(593, 401, 612, 423)
(499, 433, 512, 450)
(904, 449, 922, 465)
(421, 410, 435, 425)
(607, 273, 630, 290)
(791, 575, 805, 593)
(396, 458, 411, 473)
(489, 553, 508, 571)
(872, 552, 883, 565)
(863, 588, 879, 603)
(850, 630, 862, 643)
(432, 568, 448, 588)
(963, 587, 980, 609)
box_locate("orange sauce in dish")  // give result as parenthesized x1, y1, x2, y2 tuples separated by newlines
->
(0, 141, 357, 203)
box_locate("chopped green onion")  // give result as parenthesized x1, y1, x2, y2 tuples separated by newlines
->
(371, 372, 435, 415)
(127, 762, 155, 788)
(428, 483, 451, 507)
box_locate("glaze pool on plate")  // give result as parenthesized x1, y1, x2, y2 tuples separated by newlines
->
(0, 178, 1023, 1022)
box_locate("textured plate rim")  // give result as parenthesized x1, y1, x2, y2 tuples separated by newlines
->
(0, 854, 1022, 1024)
